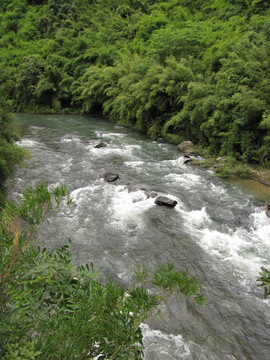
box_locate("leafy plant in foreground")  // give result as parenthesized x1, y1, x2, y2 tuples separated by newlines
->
(0, 182, 205, 359)
(153, 263, 205, 305)
(17, 181, 71, 227)
(257, 266, 270, 299)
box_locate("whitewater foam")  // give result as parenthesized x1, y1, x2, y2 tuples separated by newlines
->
(141, 323, 190, 360)
(60, 134, 82, 143)
(164, 173, 203, 187)
(180, 207, 212, 228)
(18, 139, 40, 147)
(95, 130, 125, 139)
(109, 186, 153, 231)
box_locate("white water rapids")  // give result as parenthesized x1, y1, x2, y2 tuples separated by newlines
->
(9, 113, 270, 360)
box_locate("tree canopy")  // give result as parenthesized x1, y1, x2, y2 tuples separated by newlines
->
(0, 0, 270, 164)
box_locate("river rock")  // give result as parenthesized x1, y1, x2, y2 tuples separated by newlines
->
(155, 196, 177, 208)
(183, 155, 193, 165)
(103, 172, 120, 182)
(183, 158, 193, 164)
(177, 141, 194, 153)
(266, 205, 270, 218)
(149, 191, 158, 198)
(95, 142, 107, 148)
(128, 184, 147, 192)
(216, 156, 227, 163)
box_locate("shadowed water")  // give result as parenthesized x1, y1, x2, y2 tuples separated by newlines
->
(10, 113, 270, 360)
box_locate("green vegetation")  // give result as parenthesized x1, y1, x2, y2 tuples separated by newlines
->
(257, 267, 270, 299)
(0, 106, 25, 207)
(0, 2, 269, 355)
(0, 182, 204, 359)
(0, 0, 269, 165)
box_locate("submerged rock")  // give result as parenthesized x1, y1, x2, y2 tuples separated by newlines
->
(149, 191, 158, 198)
(266, 205, 270, 218)
(95, 142, 107, 148)
(155, 196, 177, 208)
(128, 184, 147, 192)
(128, 184, 159, 199)
(177, 141, 194, 153)
(182, 154, 193, 164)
(103, 172, 120, 182)
(183, 158, 193, 165)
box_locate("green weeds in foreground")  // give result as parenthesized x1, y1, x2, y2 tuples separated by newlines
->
(0, 182, 205, 359)
(257, 267, 270, 299)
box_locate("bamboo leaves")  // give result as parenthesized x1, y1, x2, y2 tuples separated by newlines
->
(0, 0, 270, 162)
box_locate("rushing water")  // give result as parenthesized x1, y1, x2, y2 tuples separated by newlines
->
(10, 113, 270, 360)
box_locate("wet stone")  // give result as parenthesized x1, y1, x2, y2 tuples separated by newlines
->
(155, 196, 177, 208)
(95, 142, 107, 148)
(183, 158, 193, 165)
(103, 172, 120, 182)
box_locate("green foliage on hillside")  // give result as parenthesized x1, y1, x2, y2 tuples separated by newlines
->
(0, 0, 270, 163)
(0, 182, 204, 359)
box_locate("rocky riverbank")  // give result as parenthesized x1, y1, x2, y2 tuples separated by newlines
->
(177, 141, 270, 188)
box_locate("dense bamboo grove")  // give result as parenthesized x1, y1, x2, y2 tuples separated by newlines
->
(0, 0, 270, 165)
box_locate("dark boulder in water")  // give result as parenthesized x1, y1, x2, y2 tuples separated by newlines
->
(95, 142, 107, 148)
(155, 196, 177, 208)
(103, 172, 120, 182)
(183, 158, 193, 165)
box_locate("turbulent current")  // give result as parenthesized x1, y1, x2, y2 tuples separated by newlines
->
(10, 113, 270, 360)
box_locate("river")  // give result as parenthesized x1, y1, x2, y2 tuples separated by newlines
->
(10, 113, 270, 360)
